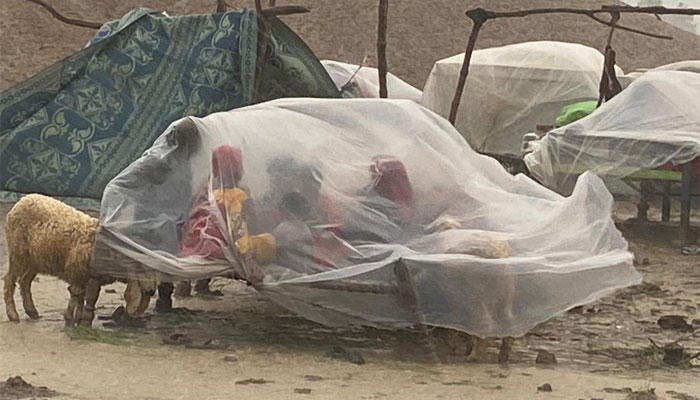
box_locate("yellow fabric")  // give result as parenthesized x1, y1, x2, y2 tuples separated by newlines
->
(213, 187, 248, 213)
(250, 233, 276, 265)
(214, 187, 276, 265)
(236, 234, 251, 254)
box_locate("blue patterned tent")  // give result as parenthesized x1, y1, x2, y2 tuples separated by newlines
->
(0, 8, 339, 209)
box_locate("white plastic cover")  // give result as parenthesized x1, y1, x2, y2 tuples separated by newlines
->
(651, 60, 700, 74)
(525, 71, 700, 195)
(91, 98, 640, 338)
(321, 60, 422, 101)
(421, 41, 625, 156)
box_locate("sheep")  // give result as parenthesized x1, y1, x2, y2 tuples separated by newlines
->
(2, 194, 152, 326)
(422, 215, 516, 363)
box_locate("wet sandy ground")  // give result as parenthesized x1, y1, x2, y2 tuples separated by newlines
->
(1, 203, 700, 399)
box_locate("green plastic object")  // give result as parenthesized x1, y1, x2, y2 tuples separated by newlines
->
(555, 100, 598, 127)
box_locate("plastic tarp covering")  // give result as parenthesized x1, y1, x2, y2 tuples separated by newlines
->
(91, 98, 640, 338)
(651, 60, 700, 74)
(321, 60, 422, 101)
(421, 41, 624, 156)
(524, 71, 700, 195)
(0, 7, 338, 210)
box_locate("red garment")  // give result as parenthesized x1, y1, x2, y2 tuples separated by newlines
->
(370, 155, 414, 208)
(179, 145, 243, 259)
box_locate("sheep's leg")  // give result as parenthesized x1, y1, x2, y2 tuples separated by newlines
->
(498, 337, 513, 364)
(73, 286, 86, 323)
(79, 277, 101, 326)
(19, 271, 39, 320)
(65, 284, 84, 327)
(467, 337, 490, 362)
(3, 272, 20, 322)
(155, 282, 174, 312)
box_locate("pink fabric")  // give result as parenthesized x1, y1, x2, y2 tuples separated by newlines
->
(370, 155, 414, 208)
(179, 145, 243, 259)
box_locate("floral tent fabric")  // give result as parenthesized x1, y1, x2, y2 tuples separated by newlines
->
(0, 8, 338, 209)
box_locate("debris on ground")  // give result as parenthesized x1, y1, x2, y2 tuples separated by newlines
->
(235, 378, 272, 385)
(304, 375, 324, 382)
(442, 380, 472, 386)
(162, 333, 194, 346)
(294, 388, 313, 394)
(0, 376, 60, 399)
(535, 350, 557, 365)
(537, 383, 552, 392)
(604, 387, 633, 393)
(186, 338, 229, 350)
(657, 315, 695, 332)
(625, 388, 660, 400)
(327, 346, 365, 365)
(666, 390, 700, 400)
(222, 355, 238, 362)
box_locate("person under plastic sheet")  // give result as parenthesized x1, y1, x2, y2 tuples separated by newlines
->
(263, 154, 417, 278)
(335, 155, 415, 244)
(256, 157, 347, 277)
(166, 145, 275, 306)
(270, 192, 318, 275)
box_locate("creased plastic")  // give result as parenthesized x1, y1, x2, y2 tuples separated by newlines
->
(525, 71, 700, 195)
(91, 98, 640, 338)
(421, 41, 625, 155)
(321, 60, 422, 101)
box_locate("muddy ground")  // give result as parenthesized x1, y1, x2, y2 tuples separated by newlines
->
(1, 201, 700, 400)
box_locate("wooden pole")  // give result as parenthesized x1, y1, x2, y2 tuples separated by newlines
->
(252, 0, 267, 104)
(448, 9, 486, 125)
(377, 0, 389, 98)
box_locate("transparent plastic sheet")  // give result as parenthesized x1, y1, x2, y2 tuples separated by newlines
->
(525, 71, 700, 195)
(91, 98, 640, 338)
(321, 60, 422, 101)
(421, 41, 626, 156)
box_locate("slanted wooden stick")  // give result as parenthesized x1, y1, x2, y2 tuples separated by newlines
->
(377, 0, 389, 98)
(25, 0, 102, 29)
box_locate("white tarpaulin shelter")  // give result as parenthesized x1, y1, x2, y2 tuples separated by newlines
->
(421, 41, 625, 156)
(525, 71, 700, 195)
(651, 60, 700, 74)
(321, 60, 422, 101)
(91, 98, 640, 338)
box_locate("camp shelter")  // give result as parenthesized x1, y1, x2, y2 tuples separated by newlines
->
(91, 97, 641, 339)
(421, 41, 623, 156)
(524, 70, 700, 241)
(0, 7, 338, 209)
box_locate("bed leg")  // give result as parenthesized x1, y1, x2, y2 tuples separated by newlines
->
(394, 260, 439, 362)
(662, 182, 672, 222)
(680, 162, 693, 246)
